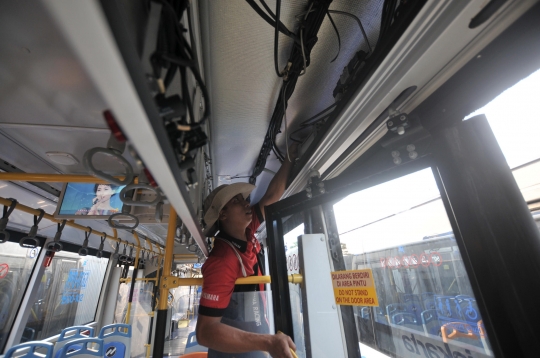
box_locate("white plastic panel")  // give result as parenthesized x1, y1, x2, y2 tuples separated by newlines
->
(299, 234, 346, 358)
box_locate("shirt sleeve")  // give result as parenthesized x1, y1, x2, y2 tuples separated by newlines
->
(249, 205, 263, 232)
(198, 244, 240, 317)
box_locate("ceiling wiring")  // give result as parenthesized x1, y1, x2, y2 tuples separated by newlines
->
(326, 10, 341, 63)
(328, 10, 372, 54)
(245, 0, 298, 42)
(274, 0, 285, 78)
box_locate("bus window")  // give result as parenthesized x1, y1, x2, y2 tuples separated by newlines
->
(466, 68, 540, 215)
(19, 251, 108, 342)
(0, 242, 41, 350)
(333, 168, 495, 358)
(114, 268, 155, 358)
(284, 222, 306, 358)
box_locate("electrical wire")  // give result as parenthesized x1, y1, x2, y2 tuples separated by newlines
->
(281, 82, 291, 162)
(288, 102, 337, 143)
(245, 0, 298, 42)
(328, 10, 372, 54)
(326, 10, 341, 63)
(298, 2, 314, 76)
(274, 0, 284, 78)
(259, 0, 275, 20)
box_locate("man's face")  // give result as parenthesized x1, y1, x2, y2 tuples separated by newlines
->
(219, 194, 252, 229)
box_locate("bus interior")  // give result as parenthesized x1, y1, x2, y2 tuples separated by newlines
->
(1, 0, 540, 357)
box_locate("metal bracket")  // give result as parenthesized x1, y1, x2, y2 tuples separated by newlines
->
(161, 275, 181, 289)
(305, 173, 325, 199)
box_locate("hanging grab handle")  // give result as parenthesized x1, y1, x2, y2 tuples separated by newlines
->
(112, 241, 121, 259)
(78, 227, 92, 256)
(126, 245, 135, 264)
(119, 241, 128, 263)
(96, 235, 107, 258)
(119, 184, 162, 207)
(155, 201, 164, 223)
(108, 212, 139, 230)
(0, 199, 17, 243)
(47, 219, 66, 252)
(19, 209, 45, 248)
(82, 147, 134, 186)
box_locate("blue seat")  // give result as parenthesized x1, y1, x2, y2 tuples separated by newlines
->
(421, 292, 436, 310)
(386, 303, 406, 319)
(360, 307, 370, 320)
(373, 307, 387, 324)
(421, 309, 440, 336)
(5, 341, 54, 358)
(53, 326, 95, 358)
(57, 338, 103, 358)
(98, 324, 131, 358)
(391, 312, 417, 325)
(404, 297, 423, 323)
(186, 331, 198, 349)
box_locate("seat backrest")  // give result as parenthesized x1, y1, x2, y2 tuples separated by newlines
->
(98, 324, 131, 358)
(53, 326, 95, 358)
(58, 338, 103, 358)
(5, 341, 54, 358)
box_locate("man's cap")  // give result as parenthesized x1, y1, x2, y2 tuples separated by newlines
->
(203, 182, 255, 237)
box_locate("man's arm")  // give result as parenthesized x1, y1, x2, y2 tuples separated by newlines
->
(257, 144, 298, 220)
(196, 314, 295, 357)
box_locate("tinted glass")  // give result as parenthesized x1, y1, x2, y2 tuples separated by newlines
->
(333, 168, 495, 358)
(20, 251, 108, 342)
(0, 242, 41, 350)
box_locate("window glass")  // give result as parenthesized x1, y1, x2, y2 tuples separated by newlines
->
(20, 251, 108, 342)
(0, 242, 41, 350)
(465, 68, 540, 212)
(284, 223, 306, 358)
(114, 269, 155, 358)
(164, 284, 201, 356)
(333, 168, 496, 358)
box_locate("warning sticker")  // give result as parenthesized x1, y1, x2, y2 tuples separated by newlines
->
(0, 263, 9, 279)
(331, 269, 379, 306)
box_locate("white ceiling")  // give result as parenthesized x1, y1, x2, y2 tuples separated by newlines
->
(200, 0, 383, 202)
(0, 0, 139, 180)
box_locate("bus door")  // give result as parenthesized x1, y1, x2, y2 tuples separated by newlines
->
(264, 114, 540, 358)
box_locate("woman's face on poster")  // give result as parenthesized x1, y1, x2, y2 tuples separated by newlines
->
(95, 184, 115, 201)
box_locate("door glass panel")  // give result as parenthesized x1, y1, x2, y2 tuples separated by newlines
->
(284, 222, 306, 358)
(333, 168, 494, 358)
(20, 251, 109, 342)
(0, 242, 41, 350)
(465, 68, 540, 215)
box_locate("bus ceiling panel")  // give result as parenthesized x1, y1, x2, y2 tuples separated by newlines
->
(41, 0, 208, 256)
(0, 1, 109, 130)
(200, 1, 384, 188)
(283, 0, 536, 197)
(0, 125, 140, 176)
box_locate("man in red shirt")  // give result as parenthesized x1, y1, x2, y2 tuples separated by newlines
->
(196, 147, 297, 358)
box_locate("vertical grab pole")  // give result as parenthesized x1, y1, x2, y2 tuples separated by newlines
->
(153, 207, 176, 358)
(125, 233, 141, 325)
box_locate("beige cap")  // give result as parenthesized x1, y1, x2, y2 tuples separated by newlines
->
(203, 182, 255, 236)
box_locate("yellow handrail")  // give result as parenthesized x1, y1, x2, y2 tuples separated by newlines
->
(0, 172, 138, 184)
(0, 196, 162, 251)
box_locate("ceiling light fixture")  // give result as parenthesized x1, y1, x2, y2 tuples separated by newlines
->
(46, 152, 79, 165)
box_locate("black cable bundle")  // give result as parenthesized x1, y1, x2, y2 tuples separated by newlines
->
(152, 0, 210, 131)
(248, 0, 333, 184)
(147, 0, 212, 165)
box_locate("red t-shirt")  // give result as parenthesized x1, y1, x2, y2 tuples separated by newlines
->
(199, 205, 264, 317)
